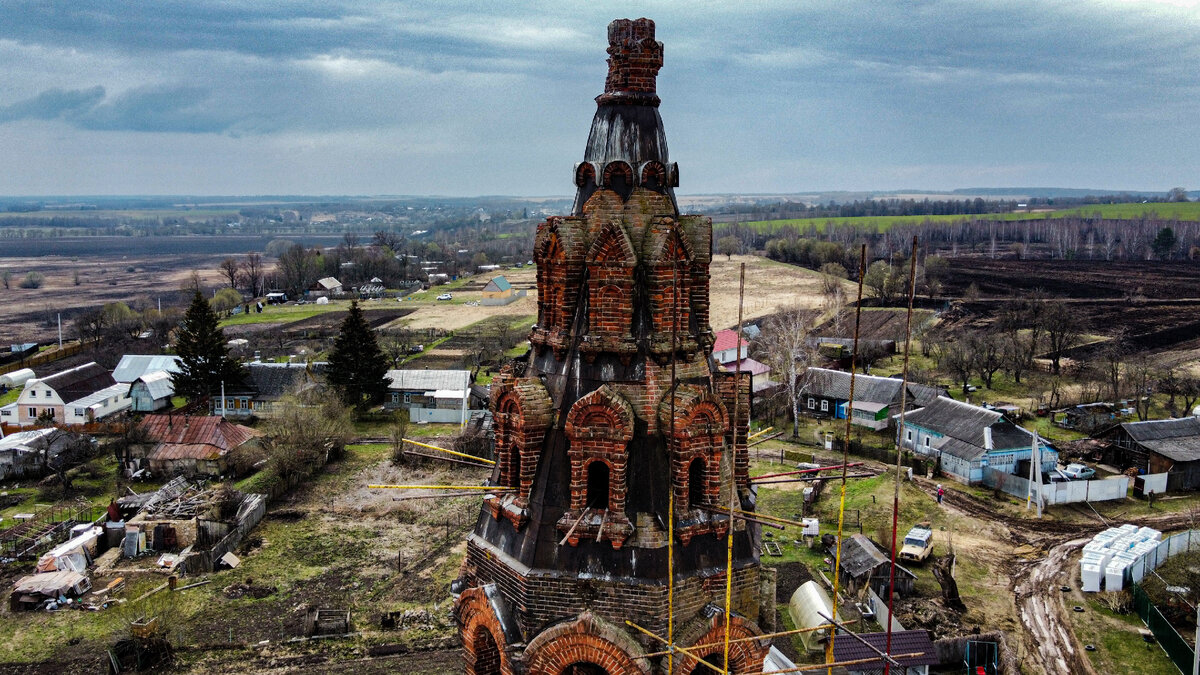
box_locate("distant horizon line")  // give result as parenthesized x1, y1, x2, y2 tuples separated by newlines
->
(0, 187, 1175, 202)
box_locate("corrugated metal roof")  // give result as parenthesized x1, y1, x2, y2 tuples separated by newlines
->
(802, 368, 904, 405)
(831, 629, 939, 669)
(483, 276, 511, 292)
(719, 358, 771, 377)
(137, 415, 260, 456)
(386, 369, 472, 392)
(315, 277, 341, 290)
(149, 443, 225, 461)
(69, 382, 130, 408)
(134, 370, 175, 400)
(36, 362, 115, 403)
(712, 329, 748, 354)
(112, 355, 182, 383)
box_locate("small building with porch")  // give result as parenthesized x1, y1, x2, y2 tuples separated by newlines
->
(800, 368, 945, 430)
(900, 396, 1057, 485)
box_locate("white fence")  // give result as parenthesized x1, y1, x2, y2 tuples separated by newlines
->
(983, 468, 1129, 505)
(1124, 529, 1200, 585)
(410, 406, 485, 424)
(867, 587, 905, 633)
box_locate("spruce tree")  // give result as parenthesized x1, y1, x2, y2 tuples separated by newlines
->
(172, 290, 245, 401)
(326, 301, 391, 408)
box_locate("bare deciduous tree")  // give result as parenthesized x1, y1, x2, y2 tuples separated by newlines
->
(1044, 303, 1086, 375)
(242, 253, 265, 297)
(218, 257, 241, 289)
(759, 306, 818, 437)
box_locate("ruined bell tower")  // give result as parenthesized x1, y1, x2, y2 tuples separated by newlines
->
(453, 18, 772, 675)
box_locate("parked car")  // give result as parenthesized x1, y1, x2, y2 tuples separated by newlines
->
(1062, 463, 1096, 480)
(1048, 469, 1071, 483)
(436, 293, 453, 301)
(899, 523, 935, 563)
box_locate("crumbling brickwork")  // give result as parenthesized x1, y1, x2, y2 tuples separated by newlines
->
(455, 18, 765, 674)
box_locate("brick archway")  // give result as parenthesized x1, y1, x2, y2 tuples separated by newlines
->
(457, 587, 511, 675)
(525, 613, 652, 675)
(672, 613, 768, 675)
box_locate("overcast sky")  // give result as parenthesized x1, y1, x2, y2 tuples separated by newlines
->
(0, 1, 1197, 196)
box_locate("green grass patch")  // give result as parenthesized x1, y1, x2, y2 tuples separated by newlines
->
(0, 387, 19, 406)
(740, 201, 1200, 233)
(218, 301, 349, 327)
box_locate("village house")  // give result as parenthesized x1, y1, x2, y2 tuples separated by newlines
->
(899, 396, 1058, 485)
(0, 428, 84, 480)
(111, 355, 182, 384)
(712, 328, 749, 365)
(1098, 417, 1200, 490)
(130, 371, 176, 412)
(384, 369, 482, 423)
(308, 277, 343, 298)
(216, 362, 321, 418)
(15, 362, 126, 426)
(800, 368, 945, 430)
(480, 275, 527, 306)
(131, 415, 262, 477)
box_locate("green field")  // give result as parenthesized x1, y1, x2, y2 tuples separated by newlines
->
(218, 300, 353, 327)
(740, 201, 1200, 233)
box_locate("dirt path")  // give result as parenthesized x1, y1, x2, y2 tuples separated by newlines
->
(907, 476, 1196, 675)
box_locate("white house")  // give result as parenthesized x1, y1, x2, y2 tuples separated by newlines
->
(64, 383, 131, 424)
(16, 362, 117, 426)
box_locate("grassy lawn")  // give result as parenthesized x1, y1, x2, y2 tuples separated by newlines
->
(0, 387, 19, 406)
(218, 301, 350, 327)
(1070, 595, 1179, 675)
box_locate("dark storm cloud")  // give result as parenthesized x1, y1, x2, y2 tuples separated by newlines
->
(0, 1, 1196, 194)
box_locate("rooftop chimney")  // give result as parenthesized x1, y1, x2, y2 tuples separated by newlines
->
(597, 18, 663, 107)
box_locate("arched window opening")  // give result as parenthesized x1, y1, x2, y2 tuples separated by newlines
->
(586, 461, 610, 510)
(688, 458, 706, 509)
(687, 654, 723, 675)
(471, 626, 501, 675)
(508, 445, 522, 489)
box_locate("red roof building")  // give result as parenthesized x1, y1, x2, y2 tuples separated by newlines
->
(134, 415, 261, 477)
(712, 328, 750, 365)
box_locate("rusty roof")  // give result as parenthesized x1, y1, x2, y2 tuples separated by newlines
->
(137, 415, 260, 461)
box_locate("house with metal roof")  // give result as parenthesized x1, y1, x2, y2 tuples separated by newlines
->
(1098, 417, 1200, 490)
(130, 371, 176, 412)
(217, 362, 321, 417)
(899, 396, 1057, 485)
(112, 355, 182, 383)
(800, 368, 946, 430)
(132, 415, 262, 477)
(385, 369, 483, 423)
(831, 629, 939, 675)
(712, 328, 749, 365)
(15, 362, 118, 426)
(63, 383, 131, 424)
(481, 275, 527, 306)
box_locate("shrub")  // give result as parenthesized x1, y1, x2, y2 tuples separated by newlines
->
(18, 272, 44, 289)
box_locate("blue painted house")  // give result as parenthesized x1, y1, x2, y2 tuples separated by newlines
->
(898, 396, 1057, 485)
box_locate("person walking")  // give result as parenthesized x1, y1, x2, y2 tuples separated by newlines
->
(937, 484, 944, 504)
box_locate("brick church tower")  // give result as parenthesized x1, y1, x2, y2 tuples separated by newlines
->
(453, 18, 772, 675)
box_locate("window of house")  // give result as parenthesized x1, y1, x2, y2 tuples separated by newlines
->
(820, 400, 829, 412)
(807, 398, 815, 409)
(924, 436, 931, 448)
(28, 407, 37, 417)
(906, 430, 913, 442)
(29, 391, 36, 398)
(75, 408, 84, 416)
(404, 393, 412, 403)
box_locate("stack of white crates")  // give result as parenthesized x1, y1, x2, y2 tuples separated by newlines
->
(1079, 523, 1163, 592)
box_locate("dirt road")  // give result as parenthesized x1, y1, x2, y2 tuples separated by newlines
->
(911, 476, 1194, 675)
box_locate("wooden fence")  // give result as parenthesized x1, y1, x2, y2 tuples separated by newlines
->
(0, 341, 83, 376)
(181, 493, 267, 574)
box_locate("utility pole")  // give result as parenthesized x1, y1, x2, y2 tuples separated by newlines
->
(57, 313, 62, 348)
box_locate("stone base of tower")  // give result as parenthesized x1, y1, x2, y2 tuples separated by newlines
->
(454, 538, 775, 675)
(456, 598, 770, 675)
